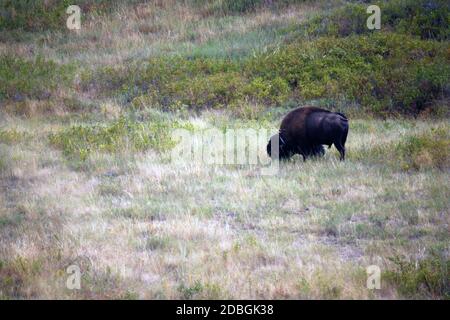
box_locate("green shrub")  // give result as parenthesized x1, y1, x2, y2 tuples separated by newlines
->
(81, 65, 130, 95)
(242, 76, 290, 104)
(396, 128, 450, 170)
(0, 0, 71, 31)
(248, 34, 383, 96)
(167, 72, 247, 109)
(0, 0, 146, 32)
(303, 0, 449, 40)
(304, 3, 368, 38)
(384, 252, 449, 298)
(84, 32, 449, 116)
(0, 129, 29, 145)
(178, 281, 204, 299)
(0, 54, 74, 101)
(84, 54, 292, 110)
(248, 32, 449, 116)
(82, 56, 241, 103)
(359, 127, 450, 171)
(382, 0, 450, 41)
(79, 18, 448, 116)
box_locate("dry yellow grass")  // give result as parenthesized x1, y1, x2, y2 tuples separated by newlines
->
(1, 113, 448, 299)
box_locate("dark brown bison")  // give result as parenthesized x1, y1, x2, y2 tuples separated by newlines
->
(267, 106, 349, 161)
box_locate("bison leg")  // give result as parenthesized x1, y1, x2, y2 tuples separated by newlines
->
(338, 126, 348, 161)
(340, 146, 345, 161)
(341, 129, 348, 148)
(314, 145, 325, 157)
(294, 145, 307, 161)
(335, 142, 345, 161)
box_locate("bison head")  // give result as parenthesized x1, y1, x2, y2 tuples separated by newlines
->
(267, 134, 326, 160)
(266, 133, 293, 159)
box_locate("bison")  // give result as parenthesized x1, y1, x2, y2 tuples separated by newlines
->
(267, 106, 349, 161)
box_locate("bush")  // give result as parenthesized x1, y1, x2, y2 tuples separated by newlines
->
(248, 33, 449, 116)
(383, 0, 449, 41)
(0, 129, 29, 145)
(360, 127, 450, 171)
(79, 18, 448, 117)
(0, 0, 71, 31)
(0, 54, 74, 101)
(84, 31, 448, 116)
(384, 252, 450, 298)
(303, 0, 449, 41)
(84, 55, 293, 110)
(166, 72, 247, 109)
(82, 56, 241, 102)
(304, 3, 368, 38)
(395, 128, 450, 170)
(243, 76, 290, 105)
(0, 0, 146, 32)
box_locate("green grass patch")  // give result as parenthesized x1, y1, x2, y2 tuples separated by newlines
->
(303, 0, 449, 41)
(84, 56, 290, 112)
(384, 252, 449, 298)
(0, 129, 29, 145)
(82, 31, 449, 117)
(177, 280, 204, 299)
(249, 32, 450, 116)
(0, 256, 42, 299)
(48, 116, 188, 160)
(360, 127, 450, 171)
(0, 54, 74, 101)
(396, 128, 450, 170)
(0, 211, 25, 228)
(145, 235, 171, 251)
(0, 0, 71, 32)
(0, 0, 147, 32)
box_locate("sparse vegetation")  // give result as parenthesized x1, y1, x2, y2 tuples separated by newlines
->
(384, 252, 449, 299)
(48, 116, 186, 160)
(0, 54, 74, 101)
(0, 129, 28, 145)
(396, 128, 450, 170)
(0, 0, 147, 32)
(80, 28, 449, 117)
(303, 0, 450, 40)
(357, 126, 450, 171)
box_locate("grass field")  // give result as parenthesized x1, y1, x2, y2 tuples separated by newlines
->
(0, 0, 449, 299)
